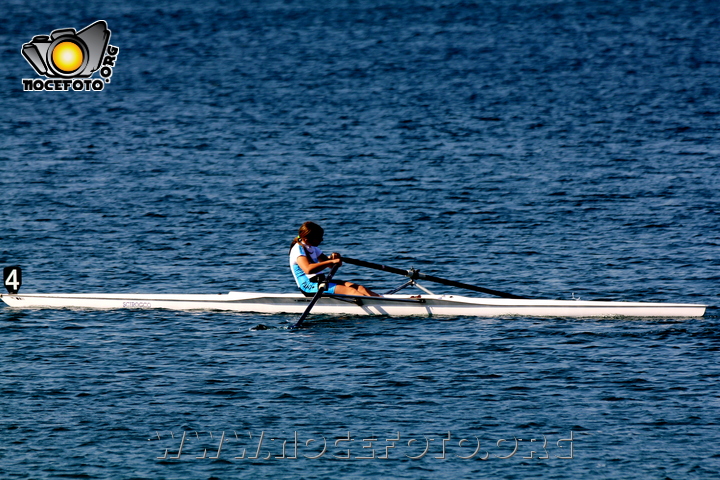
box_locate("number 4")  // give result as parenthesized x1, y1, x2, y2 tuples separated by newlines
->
(3, 266, 22, 294)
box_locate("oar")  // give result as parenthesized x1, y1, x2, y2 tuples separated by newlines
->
(343, 257, 527, 299)
(291, 263, 341, 329)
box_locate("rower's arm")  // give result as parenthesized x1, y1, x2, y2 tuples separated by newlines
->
(296, 255, 341, 275)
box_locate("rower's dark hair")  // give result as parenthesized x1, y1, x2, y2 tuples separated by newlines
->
(289, 221, 324, 252)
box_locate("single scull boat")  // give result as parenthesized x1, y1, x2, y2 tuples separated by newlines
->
(0, 291, 706, 317)
(0, 263, 706, 318)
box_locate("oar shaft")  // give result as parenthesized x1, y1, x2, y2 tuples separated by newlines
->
(343, 257, 526, 299)
(414, 272, 526, 299)
(342, 257, 407, 276)
(292, 263, 341, 328)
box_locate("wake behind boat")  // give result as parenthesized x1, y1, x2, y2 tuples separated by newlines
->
(0, 263, 707, 318)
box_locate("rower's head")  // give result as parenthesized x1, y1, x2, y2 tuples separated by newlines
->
(298, 221, 324, 246)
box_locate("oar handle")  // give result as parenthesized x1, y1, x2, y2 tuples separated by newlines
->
(343, 257, 527, 299)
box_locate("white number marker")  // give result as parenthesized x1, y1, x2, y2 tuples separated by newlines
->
(3, 267, 22, 293)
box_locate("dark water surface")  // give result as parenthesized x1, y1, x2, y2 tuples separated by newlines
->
(1, 1, 719, 478)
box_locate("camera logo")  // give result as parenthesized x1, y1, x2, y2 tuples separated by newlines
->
(22, 20, 119, 92)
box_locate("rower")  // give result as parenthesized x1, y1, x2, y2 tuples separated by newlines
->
(289, 222, 380, 297)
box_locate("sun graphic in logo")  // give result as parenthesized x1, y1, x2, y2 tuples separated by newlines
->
(51, 41, 84, 73)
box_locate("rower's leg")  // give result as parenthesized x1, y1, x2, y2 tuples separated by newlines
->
(334, 280, 382, 297)
(333, 284, 364, 296)
(355, 285, 381, 297)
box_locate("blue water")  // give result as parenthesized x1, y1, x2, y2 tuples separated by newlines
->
(1, 0, 719, 478)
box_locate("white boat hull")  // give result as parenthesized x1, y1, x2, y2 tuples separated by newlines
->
(0, 292, 707, 317)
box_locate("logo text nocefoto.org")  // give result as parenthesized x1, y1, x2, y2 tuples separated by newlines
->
(21, 20, 119, 92)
